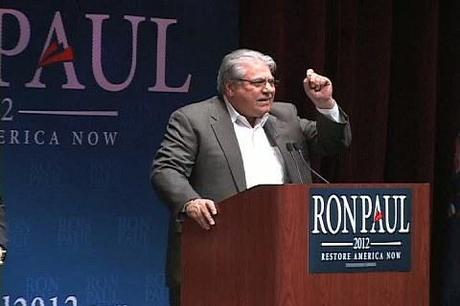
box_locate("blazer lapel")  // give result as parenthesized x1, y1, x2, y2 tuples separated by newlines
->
(210, 97, 247, 192)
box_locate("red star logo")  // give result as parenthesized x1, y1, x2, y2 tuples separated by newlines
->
(374, 211, 384, 222)
(39, 41, 74, 67)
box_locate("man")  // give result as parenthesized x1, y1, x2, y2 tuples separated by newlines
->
(443, 133, 460, 304)
(0, 196, 7, 306)
(151, 49, 351, 305)
(0, 197, 6, 263)
(448, 132, 460, 217)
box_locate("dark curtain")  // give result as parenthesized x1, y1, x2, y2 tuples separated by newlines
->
(240, 0, 460, 304)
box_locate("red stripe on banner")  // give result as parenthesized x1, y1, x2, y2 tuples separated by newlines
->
(39, 47, 74, 67)
(39, 41, 59, 66)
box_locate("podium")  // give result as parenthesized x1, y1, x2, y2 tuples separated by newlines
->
(182, 184, 430, 306)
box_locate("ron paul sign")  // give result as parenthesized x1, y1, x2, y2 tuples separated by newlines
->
(309, 188, 412, 273)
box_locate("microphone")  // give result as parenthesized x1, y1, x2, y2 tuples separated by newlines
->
(291, 143, 330, 184)
(286, 143, 305, 184)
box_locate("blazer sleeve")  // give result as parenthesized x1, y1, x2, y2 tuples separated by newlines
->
(0, 196, 7, 249)
(299, 106, 352, 155)
(151, 109, 201, 218)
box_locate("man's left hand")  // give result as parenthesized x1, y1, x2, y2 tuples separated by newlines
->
(303, 68, 335, 109)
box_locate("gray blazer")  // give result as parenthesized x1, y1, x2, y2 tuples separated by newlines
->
(0, 196, 7, 250)
(151, 95, 351, 285)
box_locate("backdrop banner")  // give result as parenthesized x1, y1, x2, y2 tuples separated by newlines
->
(0, 1, 238, 305)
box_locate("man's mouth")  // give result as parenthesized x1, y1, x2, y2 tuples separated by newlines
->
(256, 97, 272, 103)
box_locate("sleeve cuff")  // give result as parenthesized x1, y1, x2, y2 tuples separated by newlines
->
(316, 102, 341, 122)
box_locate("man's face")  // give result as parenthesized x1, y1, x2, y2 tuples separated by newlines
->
(225, 60, 276, 122)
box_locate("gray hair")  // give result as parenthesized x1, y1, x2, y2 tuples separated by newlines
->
(216, 49, 276, 95)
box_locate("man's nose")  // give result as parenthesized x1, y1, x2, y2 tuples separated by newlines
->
(262, 81, 275, 92)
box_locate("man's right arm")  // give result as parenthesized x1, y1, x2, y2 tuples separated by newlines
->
(151, 110, 217, 229)
(151, 109, 201, 217)
(0, 196, 7, 264)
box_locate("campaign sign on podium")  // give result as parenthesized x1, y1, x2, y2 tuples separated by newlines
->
(309, 188, 412, 273)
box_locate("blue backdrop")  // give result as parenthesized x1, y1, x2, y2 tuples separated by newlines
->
(1, 1, 238, 305)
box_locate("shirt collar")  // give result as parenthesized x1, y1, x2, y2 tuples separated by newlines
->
(223, 96, 269, 128)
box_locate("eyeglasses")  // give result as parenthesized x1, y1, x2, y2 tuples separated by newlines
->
(234, 78, 280, 88)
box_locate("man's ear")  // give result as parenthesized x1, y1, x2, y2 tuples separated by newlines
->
(224, 81, 235, 97)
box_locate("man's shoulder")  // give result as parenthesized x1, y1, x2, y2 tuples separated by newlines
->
(169, 96, 222, 121)
(271, 101, 297, 117)
(176, 96, 221, 113)
(272, 101, 295, 109)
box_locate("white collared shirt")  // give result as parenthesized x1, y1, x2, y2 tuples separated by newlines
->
(224, 99, 285, 189)
(223, 98, 341, 189)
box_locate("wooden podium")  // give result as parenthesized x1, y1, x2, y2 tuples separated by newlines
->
(182, 184, 430, 306)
